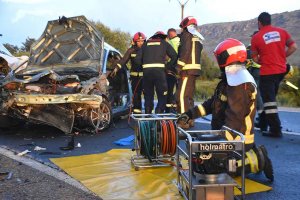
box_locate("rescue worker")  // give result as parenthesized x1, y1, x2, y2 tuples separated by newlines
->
(110, 32, 146, 114)
(178, 38, 274, 181)
(251, 12, 297, 137)
(136, 31, 177, 114)
(166, 28, 180, 113)
(177, 16, 203, 128)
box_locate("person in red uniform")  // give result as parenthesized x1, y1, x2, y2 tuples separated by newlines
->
(136, 31, 177, 114)
(178, 38, 274, 181)
(111, 32, 146, 114)
(251, 12, 297, 137)
(177, 16, 203, 128)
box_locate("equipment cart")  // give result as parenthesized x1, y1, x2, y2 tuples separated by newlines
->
(176, 126, 246, 200)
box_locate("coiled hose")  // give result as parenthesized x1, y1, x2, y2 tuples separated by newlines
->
(139, 120, 157, 162)
(139, 120, 177, 162)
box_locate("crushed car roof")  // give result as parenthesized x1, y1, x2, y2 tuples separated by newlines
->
(28, 15, 104, 70)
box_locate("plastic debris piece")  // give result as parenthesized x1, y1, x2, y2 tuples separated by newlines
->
(17, 150, 31, 156)
(113, 135, 134, 146)
(34, 146, 47, 151)
(76, 143, 81, 148)
(6, 172, 13, 180)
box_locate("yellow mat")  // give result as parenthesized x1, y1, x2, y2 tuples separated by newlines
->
(51, 149, 272, 200)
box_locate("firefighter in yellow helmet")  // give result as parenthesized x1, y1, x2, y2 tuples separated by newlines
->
(178, 38, 274, 181)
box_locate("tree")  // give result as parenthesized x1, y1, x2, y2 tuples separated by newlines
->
(21, 37, 36, 52)
(3, 43, 19, 54)
(92, 21, 131, 54)
(199, 51, 219, 80)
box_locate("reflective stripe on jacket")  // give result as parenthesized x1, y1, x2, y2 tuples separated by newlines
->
(177, 29, 203, 76)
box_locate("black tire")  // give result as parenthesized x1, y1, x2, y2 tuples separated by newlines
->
(90, 98, 112, 132)
(0, 115, 23, 128)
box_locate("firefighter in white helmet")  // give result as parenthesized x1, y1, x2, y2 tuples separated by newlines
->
(178, 38, 274, 181)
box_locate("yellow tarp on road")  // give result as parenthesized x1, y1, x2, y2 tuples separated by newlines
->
(51, 149, 272, 200)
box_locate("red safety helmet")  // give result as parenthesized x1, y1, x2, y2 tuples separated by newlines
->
(133, 32, 146, 42)
(179, 16, 197, 29)
(152, 31, 167, 39)
(214, 38, 247, 67)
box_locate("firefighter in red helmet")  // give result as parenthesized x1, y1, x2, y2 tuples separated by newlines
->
(110, 32, 146, 114)
(177, 16, 204, 128)
(135, 31, 177, 114)
(177, 38, 274, 181)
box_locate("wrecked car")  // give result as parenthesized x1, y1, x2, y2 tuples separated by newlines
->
(0, 16, 132, 133)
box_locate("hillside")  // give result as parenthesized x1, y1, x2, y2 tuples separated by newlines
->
(199, 10, 300, 66)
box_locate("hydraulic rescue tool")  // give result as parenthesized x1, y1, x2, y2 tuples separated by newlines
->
(176, 126, 246, 200)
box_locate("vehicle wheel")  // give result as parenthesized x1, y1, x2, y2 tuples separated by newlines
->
(0, 115, 23, 128)
(90, 99, 112, 132)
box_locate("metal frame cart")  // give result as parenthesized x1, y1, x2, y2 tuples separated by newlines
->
(130, 113, 178, 170)
(176, 126, 246, 200)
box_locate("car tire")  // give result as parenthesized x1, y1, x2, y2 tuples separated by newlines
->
(0, 115, 23, 128)
(90, 98, 112, 132)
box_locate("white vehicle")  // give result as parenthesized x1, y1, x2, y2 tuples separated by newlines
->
(0, 16, 132, 133)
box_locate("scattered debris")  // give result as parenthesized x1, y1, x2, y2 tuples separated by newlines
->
(60, 135, 75, 151)
(34, 146, 47, 151)
(76, 143, 81, 148)
(6, 172, 13, 180)
(0, 171, 9, 181)
(39, 151, 62, 155)
(17, 150, 31, 156)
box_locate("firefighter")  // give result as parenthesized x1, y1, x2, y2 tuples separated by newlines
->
(166, 28, 180, 113)
(136, 31, 177, 114)
(177, 16, 203, 128)
(110, 32, 146, 114)
(177, 38, 274, 181)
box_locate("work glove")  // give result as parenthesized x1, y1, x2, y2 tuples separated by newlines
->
(110, 67, 119, 78)
(177, 110, 193, 124)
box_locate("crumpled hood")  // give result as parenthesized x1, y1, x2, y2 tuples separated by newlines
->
(26, 16, 104, 73)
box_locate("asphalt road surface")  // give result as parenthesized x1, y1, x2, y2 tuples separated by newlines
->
(0, 109, 300, 200)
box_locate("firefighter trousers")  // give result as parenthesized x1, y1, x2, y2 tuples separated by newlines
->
(166, 74, 177, 113)
(130, 76, 143, 113)
(259, 73, 285, 133)
(143, 69, 168, 113)
(177, 75, 196, 114)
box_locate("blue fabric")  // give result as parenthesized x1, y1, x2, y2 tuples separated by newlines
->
(113, 135, 134, 146)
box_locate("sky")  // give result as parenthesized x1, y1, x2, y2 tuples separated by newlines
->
(1, 0, 300, 46)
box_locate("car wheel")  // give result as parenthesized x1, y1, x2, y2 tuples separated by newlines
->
(0, 115, 23, 128)
(90, 99, 112, 132)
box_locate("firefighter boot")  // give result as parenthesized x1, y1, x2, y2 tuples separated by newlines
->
(255, 145, 274, 182)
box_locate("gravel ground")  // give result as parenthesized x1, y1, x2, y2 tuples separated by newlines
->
(0, 154, 101, 200)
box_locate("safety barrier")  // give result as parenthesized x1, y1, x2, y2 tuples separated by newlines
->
(130, 113, 178, 170)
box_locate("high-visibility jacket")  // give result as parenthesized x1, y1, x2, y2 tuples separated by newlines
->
(168, 36, 180, 53)
(115, 46, 143, 77)
(177, 29, 203, 76)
